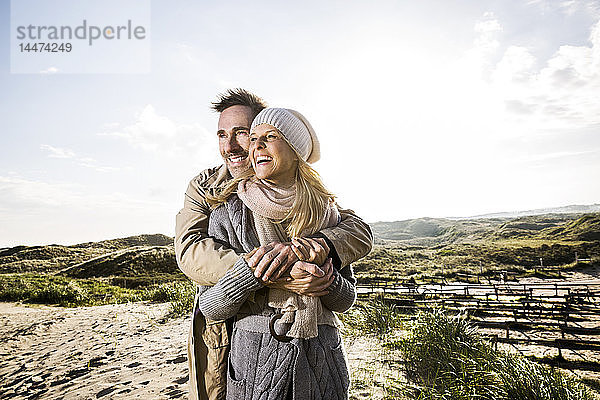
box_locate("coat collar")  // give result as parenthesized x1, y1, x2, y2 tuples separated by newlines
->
(206, 164, 232, 189)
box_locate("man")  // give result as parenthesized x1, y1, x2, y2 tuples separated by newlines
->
(175, 88, 373, 400)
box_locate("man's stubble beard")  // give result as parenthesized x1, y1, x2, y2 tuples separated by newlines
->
(227, 161, 252, 179)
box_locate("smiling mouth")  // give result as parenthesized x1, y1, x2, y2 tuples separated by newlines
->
(227, 154, 248, 165)
(255, 155, 273, 165)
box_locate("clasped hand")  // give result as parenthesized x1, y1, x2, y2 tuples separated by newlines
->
(243, 238, 334, 296)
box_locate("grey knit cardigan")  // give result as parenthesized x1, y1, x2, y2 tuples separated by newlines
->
(198, 195, 356, 400)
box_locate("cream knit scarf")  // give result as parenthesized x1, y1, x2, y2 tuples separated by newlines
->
(237, 177, 339, 339)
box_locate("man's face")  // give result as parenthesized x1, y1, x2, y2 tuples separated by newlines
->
(217, 105, 254, 178)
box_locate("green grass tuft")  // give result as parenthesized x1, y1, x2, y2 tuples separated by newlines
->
(339, 297, 404, 338)
(146, 281, 195, 316)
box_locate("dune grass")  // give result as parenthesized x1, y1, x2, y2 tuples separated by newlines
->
(0, 273, 193, 311)
(0, 273, 143, 306)
(395, 309, 597, 400)
(341, 301, 598, 399)
(339, 296, 405, 338)
(146, 280, 195, 316)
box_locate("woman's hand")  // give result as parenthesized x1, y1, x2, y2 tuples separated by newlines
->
(268, 258, 335, 297)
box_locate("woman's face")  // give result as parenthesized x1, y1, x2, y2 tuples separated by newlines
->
(250, 124, 298, 186)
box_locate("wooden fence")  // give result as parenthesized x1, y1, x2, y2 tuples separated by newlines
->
(356, 280, 600, 364)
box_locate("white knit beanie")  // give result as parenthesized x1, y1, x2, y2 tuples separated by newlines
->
(251, 108, 321, 164)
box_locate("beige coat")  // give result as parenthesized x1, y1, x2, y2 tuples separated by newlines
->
(175, 164, 373, 400)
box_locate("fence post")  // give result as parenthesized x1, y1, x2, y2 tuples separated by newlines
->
(557, 341, 563, 360)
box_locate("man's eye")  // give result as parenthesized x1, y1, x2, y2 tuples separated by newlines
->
(249, 137, 257, 142)
(267, 134, 277, 141)
(217, 133, 226, 139)
(237, 131, 249, 137)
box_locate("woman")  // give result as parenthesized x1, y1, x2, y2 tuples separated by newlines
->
(200, 108, 356, 400)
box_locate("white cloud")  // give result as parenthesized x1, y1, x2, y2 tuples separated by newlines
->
(474, 13, 502, 51)
(519, 149, 600, 163)
(103, 122, 120, 129)
(40, 67, 59, 74)
(40, 144, 120, 172)
(493, 46, 537, 84)
(453, 14, 600, 133)
(40, 144, 75, 159)
(559, 0, 600, 17)
(526, 0, 600, 17)
(462, 13, 504, 77)
(491, 19, 600, 129)
(99, 104, 218, 161)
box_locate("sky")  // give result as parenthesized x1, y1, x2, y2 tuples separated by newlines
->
(1, 0, 600, 247)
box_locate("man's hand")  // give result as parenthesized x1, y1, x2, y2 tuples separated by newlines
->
(268, 258, 335, 297)
(246, 238, 330, 283)
(247, 242, 299, 282)
(243, 247, 259, 262)
(290, 237, 330, 267)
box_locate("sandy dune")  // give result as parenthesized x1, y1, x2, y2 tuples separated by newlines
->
(1, 302, 190, 399)
(0, 302, 384, 400)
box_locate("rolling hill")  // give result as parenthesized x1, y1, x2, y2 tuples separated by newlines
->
(0, 213, 598, 286)
(0, 234, 176, 275)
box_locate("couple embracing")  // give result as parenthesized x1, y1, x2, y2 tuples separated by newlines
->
(175, 89, 373, 400)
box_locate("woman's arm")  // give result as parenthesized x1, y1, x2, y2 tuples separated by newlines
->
(319, 264, 356, 313)
(197, 256, 263, 321)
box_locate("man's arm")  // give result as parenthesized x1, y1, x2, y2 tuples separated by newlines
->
(176, 170, 372, 285)
(175, 168, 239, 286)
(313, 207, 373, 268)
(249, 207, 373, 282)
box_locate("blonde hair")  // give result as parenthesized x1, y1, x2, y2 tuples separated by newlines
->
(206, 139, 335, 239)
(287, 158, 335, 238)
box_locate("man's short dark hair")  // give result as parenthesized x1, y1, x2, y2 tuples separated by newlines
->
(211, 88, 267, 119)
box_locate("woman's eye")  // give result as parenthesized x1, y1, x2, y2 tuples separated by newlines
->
(267, 134, 277, 141)
(250, 137, 257, 142)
